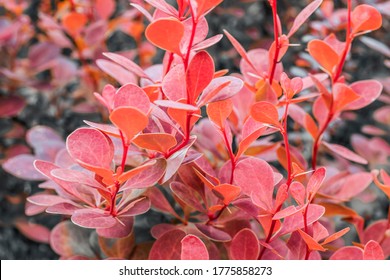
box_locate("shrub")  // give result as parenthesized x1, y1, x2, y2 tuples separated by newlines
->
(2, 0, 389, 260)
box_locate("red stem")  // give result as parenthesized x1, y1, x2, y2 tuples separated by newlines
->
(258, 101, 293, 259)
(268, 0, 280, 84)
(311, 0, 353, 170)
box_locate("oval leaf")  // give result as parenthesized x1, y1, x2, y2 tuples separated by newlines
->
(181, 234, 209, 260)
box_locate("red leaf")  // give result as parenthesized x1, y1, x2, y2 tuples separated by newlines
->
(170, 181, 205, 212)
(364, 240, 385, 260)
(162, 64, 186, 101)
(133, 133, 177, 154)
(287, 0, 323, 37)
(230, 228, 260, 260)
(234, 157, 275, 211)
(330, 246, 364, 260)
(14, 220, 50, 244)
(109, 107, 148, 143)
(113, 83, 150, 114)
(251, 101, 281, 128)
(351, 5, 382, 34)
(149, 229, 186, 260)
(95, 0, 115, 19)
(321, 227, 350, 245)
(308, 39, 339, 75)
(71, 209, 117, 229)
(186, 51, 214, 104)
(297, 229, 326, 252)
(322, 142, 368, 164)
(147, 188, 180, 219)
(346, 80, 383, 110)
(207, 99, 233, 129)
(195, 224, 231, 242)
(181, 234, 209, 260)
(151, 224, 177, 239)
(145, 18, 184, 55)
(66, 128, 114, 170)
(0, 95, 25, 117)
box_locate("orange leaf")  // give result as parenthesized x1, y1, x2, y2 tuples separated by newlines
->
(207, 99, 233, 129)
(62, 12, 88, 36)
(297, 229, 326, 252)
(250, 101, 281, 128)
(213, 183, 241, 205)
(133, 133, 177, 154)
(351, 5, 382, 34)
(373, 169, 390, 199)
(308, 39, 339, 75)
(145, 18, 184, 55)
(321, 227, 350, 245)
(109, 107, 148, 144)
(332, 83, 360, 112)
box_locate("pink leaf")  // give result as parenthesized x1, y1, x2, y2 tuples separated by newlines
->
(186, 51, 214, 104)
(14, 220, 50, 244)
(121, 159, 166, 190)
(234, 157, 275, 211)
(181, 234, 209, 260)
(66, 128, 114, 170)
(96, 59, 137, 85)
(289, 181, 306, 205)
(50, 221, 95, 258)
(154, 100, 199, 111)
(162, 64, 186, 101)
(51, 169, 106, 191)
(307, 167, 326, 201)
(330, 246, 364, 260)
(198, 76, 244, 106)
(149, 229, 186, 260)
(103, 52, 149, 79)
(46, 203, 81, 215)
(346, 80, 383, 110)
(230, 228, 260, 260)
(71, 209, 117, 229)
(161, 136, 196, 183)
(192, 34, 223, 51)
(3, 155, 46, 181)
(322, 142, 368, 164)
(332, 172, 372, 201)
(118, 197, 151, 217)
(96, 216, 134, 239)
(95, 0, 115, 19)
(287, 0, 323, 37)
(223, 30, 256, 72)
(364, 240, 385, 260)
(27, 194, 70, 207)
(151, 224, 177, 239)
(113, 83, 150, 114)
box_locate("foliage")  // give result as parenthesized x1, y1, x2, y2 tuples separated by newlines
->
(2, 0, 390, 260)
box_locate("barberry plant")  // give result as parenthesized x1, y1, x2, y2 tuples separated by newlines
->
(3, 0, 389, 260)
